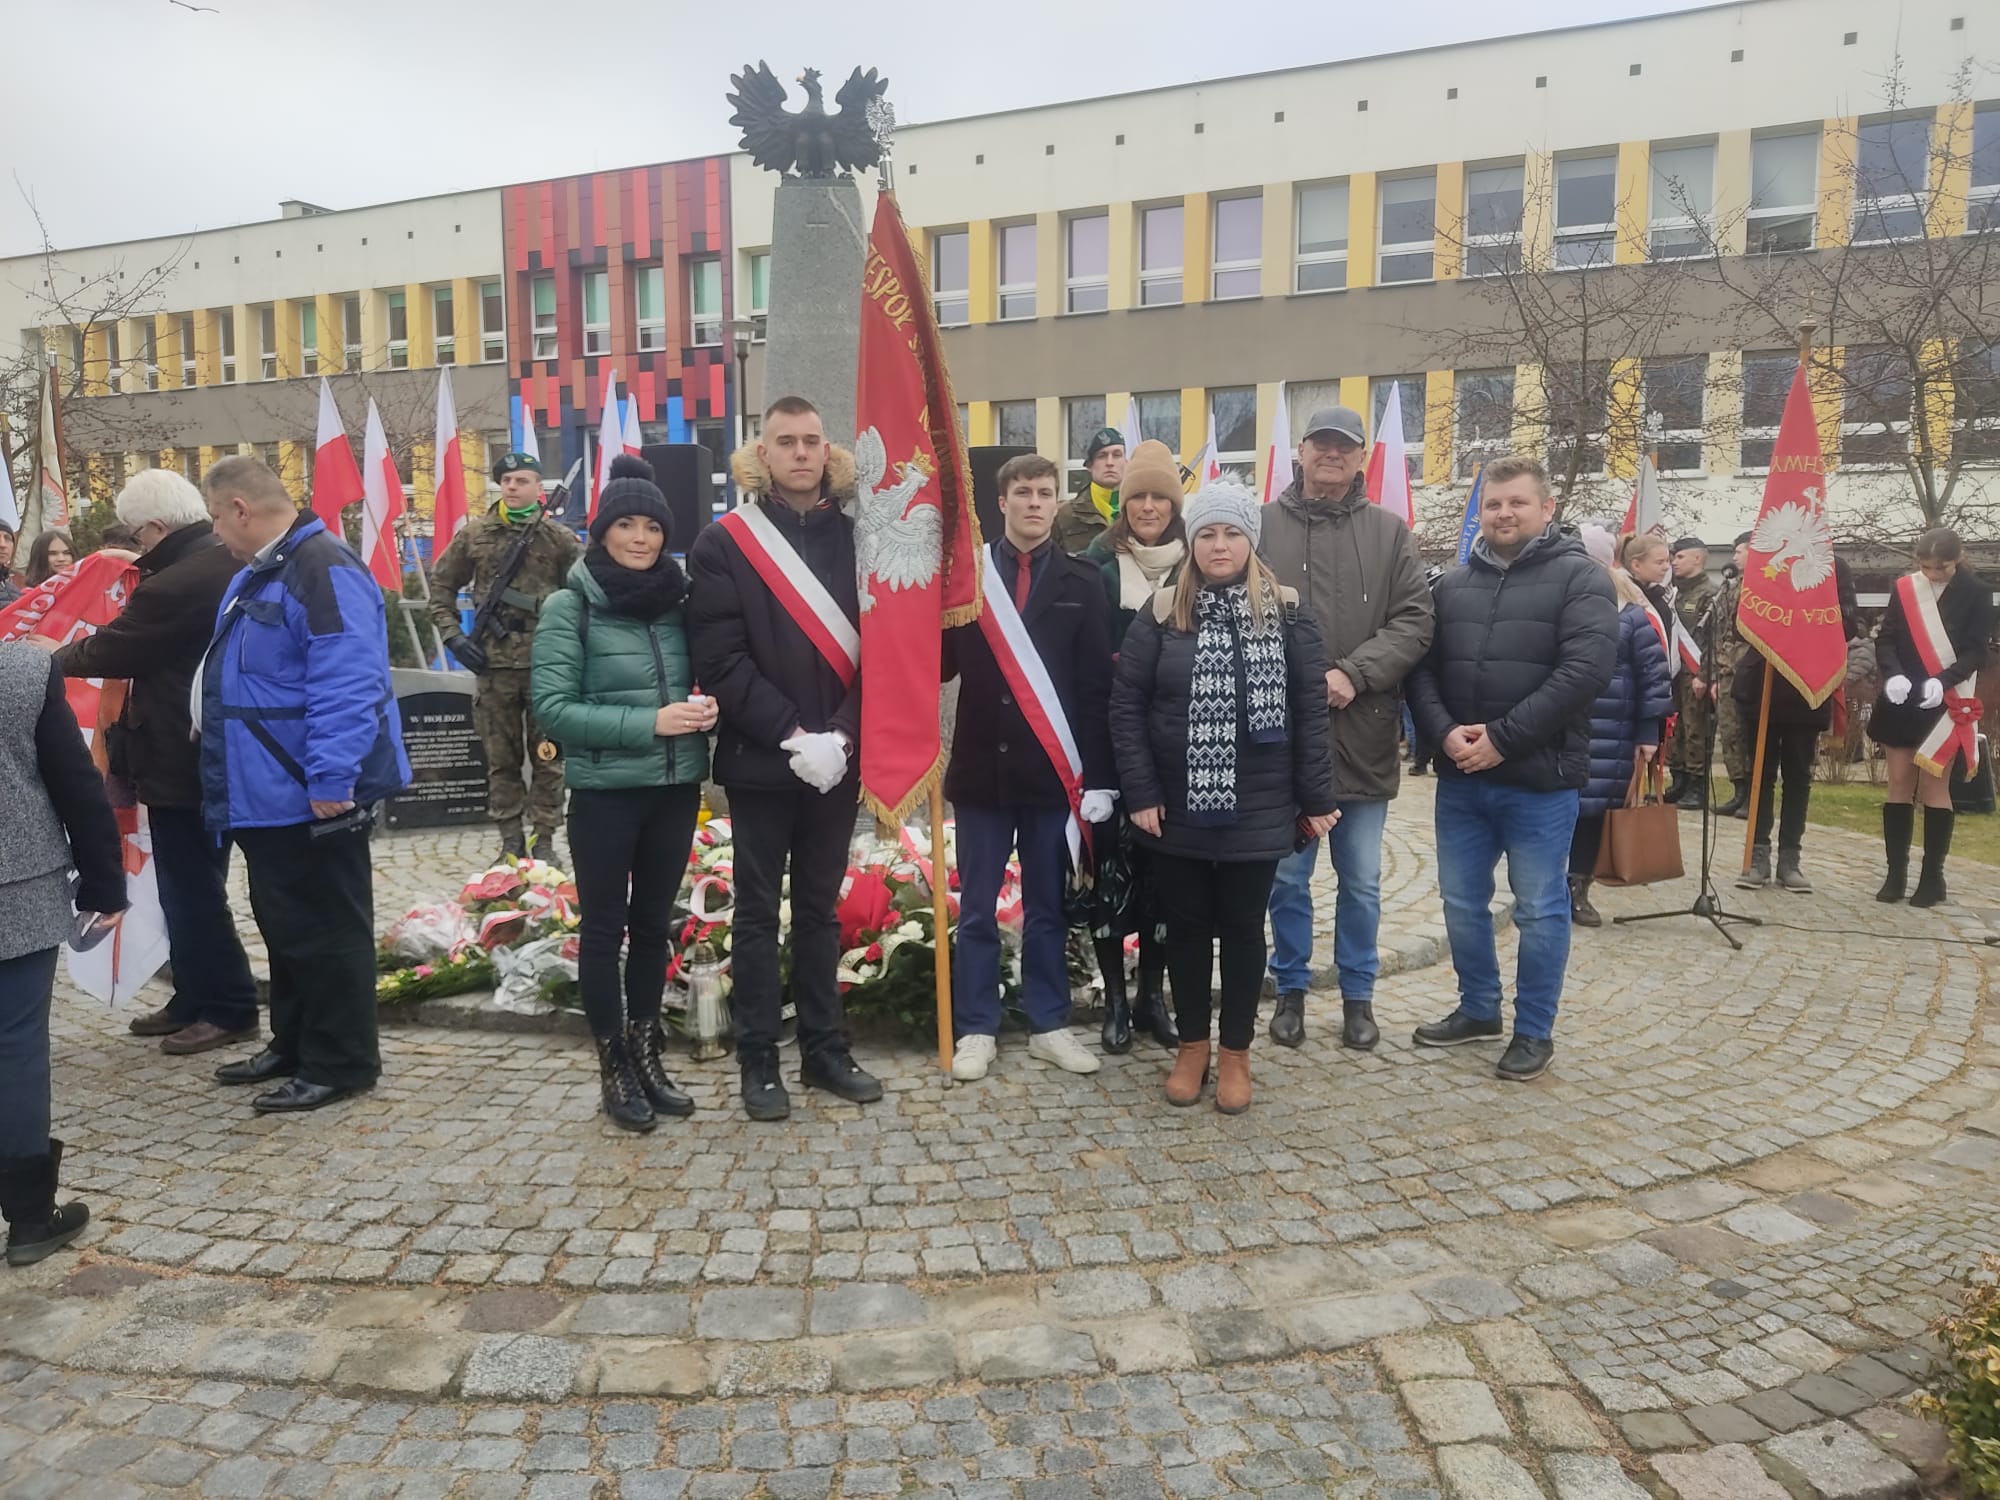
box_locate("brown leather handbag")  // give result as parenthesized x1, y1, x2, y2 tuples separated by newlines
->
(1594, 757, 1685, 887)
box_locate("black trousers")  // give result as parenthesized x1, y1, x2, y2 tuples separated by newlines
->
(568, 784, 702, 1042)
(233, 820, 380, 1090)
(151, 805, 258, 1031)
(1568, 812, 1605, 877)
(727, 783, 854, 1059)
(1752, 723, 1817, 852)
(1150, 852, 1279, 1051)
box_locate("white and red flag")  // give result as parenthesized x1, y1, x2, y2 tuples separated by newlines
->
(622, 392, 644, 456)
(1261, 383, 1292, 505)
(1365, 382, 1414, 525)
(311, 378, 365, 529)
(360, 397, 405, 590)
(34, 363, 68, 532)
(431, 369, 468, 554)
(589, 368, 622, 523)
(1621, 450, 1664, 537)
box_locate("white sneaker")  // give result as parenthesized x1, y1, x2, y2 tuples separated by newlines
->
(951, 1034, 997, 1081)
(1028, 1029, 1102, 1074)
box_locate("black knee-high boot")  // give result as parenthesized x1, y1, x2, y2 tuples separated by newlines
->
(1131, 931, 1178, 1048)
(1876, 803, 1914, 903)
(1910, 806, 1955, 909)
(1096, 936, 1133, 1054)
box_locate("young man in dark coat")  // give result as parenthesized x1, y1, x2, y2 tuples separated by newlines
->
(46, 471, 261, 1055)
(688, 396, 883, 1122)
(944, 454, 1116, 1082)
(1405, 456, 1617, 1083)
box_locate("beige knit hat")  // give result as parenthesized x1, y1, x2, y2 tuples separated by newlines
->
(1120, 439, 1182, 506)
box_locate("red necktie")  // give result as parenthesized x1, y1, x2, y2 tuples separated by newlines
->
(1015, 551, 1033, 611)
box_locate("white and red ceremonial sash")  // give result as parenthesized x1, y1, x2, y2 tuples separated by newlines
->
(977, 567, 1085, 866)
(1641, 601, 1672, 671)
(1898, 573, 1982, 776)
(718, 503, 860, 688)
(1672, 618, 1702, 677)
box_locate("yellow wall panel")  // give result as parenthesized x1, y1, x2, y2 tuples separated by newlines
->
(451, 276, 478, 366)
(1260, 185, 1293, 299)
(1433, 163, 1465, 281)
(1523, 152, 1555, 269)
(156, 313, 182, 390)
(1818, 119, 1855, 249)
(315, 293, 344, 373)
(1105, 202, 1135, 313)
(1512, 364, 1546, 454)
(1810, 346, 1843, 466)
(82, 326, 109, 397)
(1928, 102, 1972, 239)
(1182, 192, 1209, 306)
(193, 309, 219, 386)
(407, 283, 435, 371)
(1179, 388, 1207, 472)
(1035, 210, 1061, 320)
(1423, 370, 1456, 485)
(274, 299, 301, 381)
(1346, 173, 1377, 290)
(1338, 376, 1369, 424)
(229, 303, 252, 383)
(1705, 350, 1742, 474)
(359, 290, 388, 371)
(1034, 395, 1061, 462)
(1713, 131, 1751, 257)
(1606, 357, 1642, 480)
(966, 219, 993, 327)
(1614, 142, 1650, 265)
(278, 439, 307, 497)
(967, 400, 995, 447)
(1255, 382, 1281, 496)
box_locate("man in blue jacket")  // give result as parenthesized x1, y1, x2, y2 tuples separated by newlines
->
(196, 457, 409, 1113)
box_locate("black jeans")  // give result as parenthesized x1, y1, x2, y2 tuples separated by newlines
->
(1150, 852, 1279, 1051)
(1569, 813, 1605, 877)
(1753, 723, 1817, 852)
(728, 784, 854, 1059)
(150, 805, 258, 1031)
(567, 784, 702, 1042)
(233, 820, 380, 1091)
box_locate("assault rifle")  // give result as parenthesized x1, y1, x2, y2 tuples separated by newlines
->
(453, 456, 584, 673)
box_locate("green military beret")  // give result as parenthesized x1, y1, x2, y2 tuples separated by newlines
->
(492, 452, 543, 482)
(1085, 427, 1125, 462)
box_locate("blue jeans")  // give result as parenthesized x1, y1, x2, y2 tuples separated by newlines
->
(0, 948, 58, 1158)
(1267, 799, 1389, 1000)
(952, 804, 1072, 1037)
(150, 806, 259, 1032)
(1433, 775, 1578, 1041)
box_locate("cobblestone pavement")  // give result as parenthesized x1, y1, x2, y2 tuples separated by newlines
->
(0, 782, 1993, 1497)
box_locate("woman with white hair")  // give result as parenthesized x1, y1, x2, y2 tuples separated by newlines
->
(45, 468, 262, 1055)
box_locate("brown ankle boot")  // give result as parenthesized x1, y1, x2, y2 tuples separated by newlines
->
(1165, 1042, 1210, 1107)
(1215, 1047, 1252, 1115)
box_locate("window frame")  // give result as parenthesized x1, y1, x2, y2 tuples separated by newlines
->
(1210, 193, 1263, 301)
(1138, 203, 1185, 307)
(141, 321, 159, 391)
(342, 295, 362, 371)
(432, 285, 454, 366)
(1453, 368, 1517, 477)
(1952, 338, 2000, 463)
(1737, 350, 1795, 472)
(1968, 105, 1999, 235)
(480, 280, 504, 362)
(1747, 130, 1820, 254)
(688, 257, 723, 347)
(256, 304, 277, 381)
(748, 251, 770, 340)
(1643, 355, 1708, 475)
(1209, 386, 1259, 485)
(997, 221, 1038, 321)
(1851, 116, 1931, 245)
(386, 290, 409, 370)
(581, 271, 611, 356)
(1840, 345, 1913, 468)
(1553, 153, 1619, 271)
(1063, 395, 1108, 490)
(217, 309, 235, 382)
(1647, 141, 1716, 261)
(1064, 212, 1109, 315)
(1293, 181, 1349, 294)
(931, 231, 970, 328)
(105, 321, 124, 388)
(530, 274, 557, 360)
(1545, 361, 1612, 479)
(993, 399, 1037, 450)
(1376, 174, 1438, 285)
(1134, 391, 1182, 456)
(1463, 163, 1525, 279)
(179, 313, 196, 387)
(299, 301, 318, 377)
(636, 265, 668, 352)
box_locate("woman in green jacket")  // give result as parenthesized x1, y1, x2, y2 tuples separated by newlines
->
(533, 455, 716, 1132)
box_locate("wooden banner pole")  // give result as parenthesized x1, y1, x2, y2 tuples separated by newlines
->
(928, 781, 953, 1074)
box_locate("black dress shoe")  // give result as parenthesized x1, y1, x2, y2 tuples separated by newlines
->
(799, 1047, 884, 1104)
(1412, 1009, 1505, 1048)
(215, 1047, 297, 1085)
(1269, 990, 1306, 1048)
(1341, 1002, 1380, 1051)
(1496, 1035, 1555, 1082)
(251, 1077, 370, 1113)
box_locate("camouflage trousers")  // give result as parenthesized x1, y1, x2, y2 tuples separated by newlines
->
(474, 668, 565, 835)
(1715, 675, 1749, 781)
(1668, 673, 1715, 776)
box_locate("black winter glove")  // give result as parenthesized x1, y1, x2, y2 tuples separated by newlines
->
(447, 635, 489, 675)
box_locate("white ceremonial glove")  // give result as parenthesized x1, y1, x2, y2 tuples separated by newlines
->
(1920, 678, 1945, 711)
(1080, 789, 1117, 824)
(1884, 675, 1912, 706)
(780, 731, 849, 793)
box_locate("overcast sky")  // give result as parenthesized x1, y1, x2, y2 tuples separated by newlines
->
(2, 0, 1718, 255)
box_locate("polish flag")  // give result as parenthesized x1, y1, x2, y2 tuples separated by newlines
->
(517, 392, 540, 462)
(360, 397, 405, 590)
(1118, 398, 1143, 455)
(311, 378, 365, 529)
(1261, 383, 1293, 505)
(589, 368, 621, 523)
(621, 393, 644, 456)
(1621, 450, 1663, 536)
(0, 424, 18, 533)
(431, 369, 468, 555)
(1365, 383, 1414, 525)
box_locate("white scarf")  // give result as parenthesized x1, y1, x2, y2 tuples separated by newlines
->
(1116, 539, 1186, 610)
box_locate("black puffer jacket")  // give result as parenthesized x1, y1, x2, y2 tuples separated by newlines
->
(1110, 585, 1337, 862)
(1406, 525, 1619, 792)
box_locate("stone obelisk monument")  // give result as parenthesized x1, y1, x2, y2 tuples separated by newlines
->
(726, 63, 892, 450)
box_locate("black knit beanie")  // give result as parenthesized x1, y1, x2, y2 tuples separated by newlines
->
(589, 454, 675, 546)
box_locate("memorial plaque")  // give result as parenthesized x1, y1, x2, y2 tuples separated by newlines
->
(384, 668, 489, 830)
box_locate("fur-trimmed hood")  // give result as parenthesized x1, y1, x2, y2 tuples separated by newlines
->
(730, 441, 856, 502)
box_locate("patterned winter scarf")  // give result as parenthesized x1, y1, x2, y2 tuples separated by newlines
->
(1185, 582, 1290, 826)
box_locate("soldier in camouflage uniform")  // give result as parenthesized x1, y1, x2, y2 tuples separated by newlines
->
(1664, 536, 1719, 809)
(430, 452, 582, 861)
(1712, 531, 1753, 817)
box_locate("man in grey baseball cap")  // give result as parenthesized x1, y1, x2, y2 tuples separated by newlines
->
(1257, 399, 1434, 1053)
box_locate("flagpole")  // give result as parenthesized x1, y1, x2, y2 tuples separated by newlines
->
(928, 780, 952, 1074)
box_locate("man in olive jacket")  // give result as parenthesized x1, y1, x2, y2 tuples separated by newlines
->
(1257, 406, 1434, 1051)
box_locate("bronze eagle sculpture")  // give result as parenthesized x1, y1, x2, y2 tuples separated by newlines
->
(727, 63, 890, 179)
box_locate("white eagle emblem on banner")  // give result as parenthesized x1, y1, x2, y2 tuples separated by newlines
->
(1750, 486, 1835, 590)
(853, 425, 938, 614)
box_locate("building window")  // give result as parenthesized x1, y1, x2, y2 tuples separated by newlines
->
(998, 222, 1037, 320)
(1464, 164, 1525, 277)
(1648, 141, 1714, 259)
(994, 400, 1037, 449)
(1377, 174, 1437, 283)
(256, 305, 276, 380)
(105, 322, 123, 387)
(1853, 117, 1929, 243)
(689, 258, 723, 346)
(931, 231, 969, 326)
(636, 266, 667, 351)
(1209, 387, 1258, 484)
(582, 272, 610, 355)
(1748, 132, 1819, 253)
(1644, 355, 1707, 472)
(748, 252, 769, 339)
(1368, 375, 1425, 484)
(1134, 391, 1182, 456)
(1454, 368, 1516, 477)
(1841, 346, 1911, 465)
(217, 309, 235, 381)
(1738, 350, 1793, 469)
(1969, 105, 1998, 234)
(299, 302, 318, 376)
(254, 442, 279, 472)
(183, 449, 201, 483)
(531, 274, 557, 360)
(534, 425, 563, 470)
(1063, 396, 1107, 489)
(1211, 194, 1262, 300)
(1294, 181, 1349, 292)
(342, 295, 362, 370)
(1065, 213, 1109, 314)
(432, 286, 454, 365)
(1554, 154, 1618, 269)
(179, 313, 196, 386)
(1546, 362, 1611, 478)
(480, 280, 504, 361)
(141, 322, 159, 390)
(1139, 204, 1184, 306)
(387, 291, 408, 368)
(1953, 339, 2000, 460)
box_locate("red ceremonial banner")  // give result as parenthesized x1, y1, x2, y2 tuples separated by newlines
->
(855, 194, 983, 822)
(0, 551, 141, 741)
(1737, 364, 1846, 708)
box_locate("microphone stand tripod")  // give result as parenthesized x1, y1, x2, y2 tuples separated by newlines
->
(1615, 594, 1762, 950)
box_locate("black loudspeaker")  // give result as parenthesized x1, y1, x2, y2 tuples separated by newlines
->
(968, 445, 1034, 545)
(640, 443, 714, 549)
